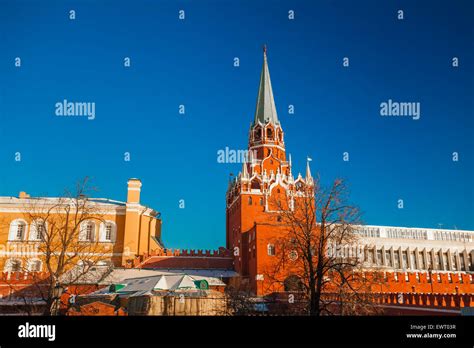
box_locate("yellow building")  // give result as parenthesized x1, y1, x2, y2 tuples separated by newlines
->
(0, 178, 162, 273)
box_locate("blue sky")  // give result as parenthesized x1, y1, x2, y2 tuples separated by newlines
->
(0, 0, 473, 249)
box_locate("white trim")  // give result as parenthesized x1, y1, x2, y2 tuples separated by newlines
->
(8, 219, 28, 241)
(4, 258, 22, 272)
(27, 258, 43, 272)
(249, 144, 286, 153)
(29, 219, 47, 241)
(99, 220, 117, 243)
(0, 208, 126, 215)
(79, 220, 96, 242)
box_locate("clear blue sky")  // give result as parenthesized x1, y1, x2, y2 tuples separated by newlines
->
(0, 0, 473, 249)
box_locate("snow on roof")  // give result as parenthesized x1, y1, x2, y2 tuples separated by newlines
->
(117, 274, 225, 294)
(100, 268, 237, 285)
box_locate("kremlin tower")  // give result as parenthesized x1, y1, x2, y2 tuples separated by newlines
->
(226, 47, 314, 295)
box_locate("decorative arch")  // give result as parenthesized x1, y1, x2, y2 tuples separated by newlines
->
(295, 179, 305, 192)
(250, 178, 261, 190)
(269, 182, 288, 195)
(79, 220, 96, 242)
(29, 219, 47, 241)
(253, 126, 262, 141)
(99, 221, 117, 243)
(27, 258, 42, 272)
(4, 258, 22, 272)
(266, 127, 274, 140)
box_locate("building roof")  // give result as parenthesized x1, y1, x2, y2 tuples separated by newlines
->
(90, 273, 227, 297)
(0, 196, 126, 206)
(61, 266, 237, 286)
(117, 274, 202, 294)
(254, 46, 279, 126)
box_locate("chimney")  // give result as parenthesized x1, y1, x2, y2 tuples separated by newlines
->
(127, 178, 142, 204)
(19, 191, 30, 199)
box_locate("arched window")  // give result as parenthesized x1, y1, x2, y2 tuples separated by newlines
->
(253, 127, 261, 141)
(5, 258, 22, 272)
(295, 181, 304, 192)
(267, 244, 275, 256)
(27, 259, 42, 272)
(266, 128, 273, 140)
(79, 221, 96, 242)
(259, 197, 264, 206)
(8, 219, 27, 241)
(29, 219, 46, 241)
(251, 180, 260, 190)
(99, 221, 117, 242)
(248, 196, 253, 205)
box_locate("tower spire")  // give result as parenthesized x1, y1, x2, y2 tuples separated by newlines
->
(306, 157, 313, 179)
(254, 45, 279, 126)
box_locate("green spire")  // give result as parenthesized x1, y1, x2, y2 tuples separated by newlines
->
(254, 45, 279, 125)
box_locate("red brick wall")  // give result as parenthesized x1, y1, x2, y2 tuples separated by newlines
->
(137, 248, 234, 270)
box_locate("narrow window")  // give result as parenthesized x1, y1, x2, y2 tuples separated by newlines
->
(266, 128, 273, 139)
(385, 251, 392, 267)
(451, 254, 457, 271)
(105, 224, 112, 241)
(410, 252, 416, 269)
(267, 244, 275, 256)
(83, 222, 94, 241)
(460, 256, 466, 271)
(402, 251, 408, 269)
(418, 252, 425, 269)
(376, 250, 383, 265)
(394, 251, 400, 268)
(16, 224, 25, 240)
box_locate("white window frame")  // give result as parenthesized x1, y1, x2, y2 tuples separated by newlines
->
(29, 219, 47, 241)
(8, 219, 28, 241)
(79, 221, 96, 242)
(99, 221, 117, 243)
(267, 244, 275, 256)
(27, 258, 42, 272)
(4, 258, 22, 272)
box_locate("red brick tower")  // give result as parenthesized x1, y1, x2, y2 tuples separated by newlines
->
(226, 47, 313, 295)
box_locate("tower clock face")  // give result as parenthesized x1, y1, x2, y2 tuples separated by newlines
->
(289, 250, 298, 261)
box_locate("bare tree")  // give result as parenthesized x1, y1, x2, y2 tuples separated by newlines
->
(4, 178, 113, 315)
(223, 286, 259, 316)
(264, 176, 380, 315)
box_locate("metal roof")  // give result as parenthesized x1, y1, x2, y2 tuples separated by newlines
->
(254, 47, 279, 126)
